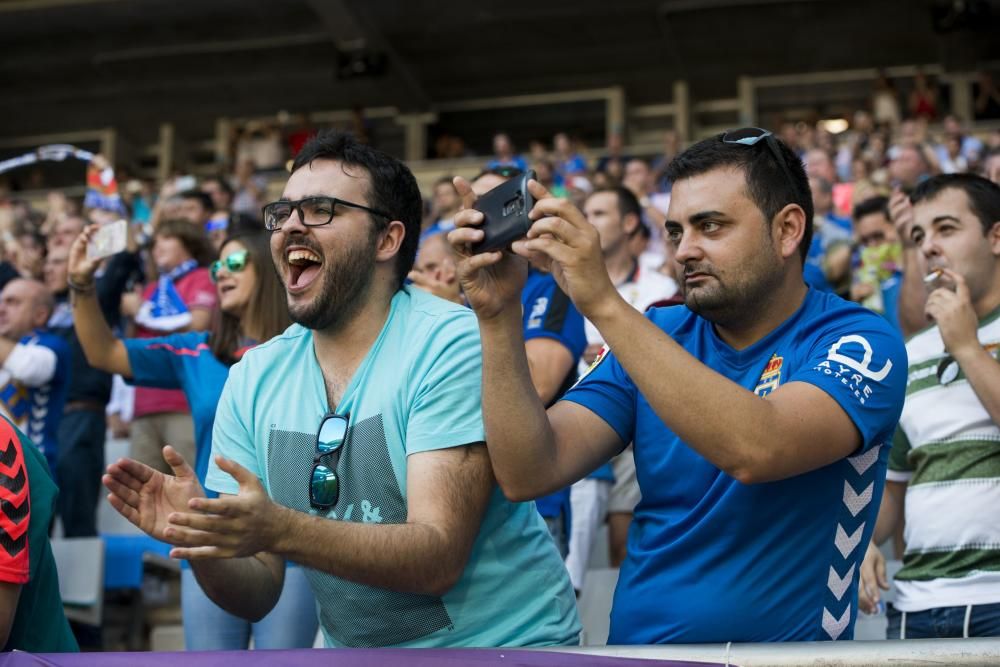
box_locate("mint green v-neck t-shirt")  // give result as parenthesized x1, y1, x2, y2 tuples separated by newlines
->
(206, 287, 580, 648)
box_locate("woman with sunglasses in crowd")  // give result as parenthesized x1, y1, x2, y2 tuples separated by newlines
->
(67, 227, 319, 650)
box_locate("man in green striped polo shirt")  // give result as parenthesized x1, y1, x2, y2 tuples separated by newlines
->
(858, 173, 1000, 638)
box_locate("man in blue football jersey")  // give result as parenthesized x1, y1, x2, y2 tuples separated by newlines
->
(449, 128, 908, 643)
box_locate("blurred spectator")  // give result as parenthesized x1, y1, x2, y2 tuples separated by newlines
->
(873, 73, 902, 129)
(422, 177, 461, 237)
(650, 129, 681, 193)
(283, 112, 315, 159)
(130, 219, 217, 474)
(890, 144, 934, 192)
(622, 158, 669, 230)
(0, 414, 77, 652)
(201, 175, 235, 214)
(235, 120, 286, 171)
(46, 232, 141, 538)
(485, 132, 527, 172)
(807, 176, 853, 294)
(230, 158, 268, 218)
(908, 70, 939, 121)
(849, 196, 902, 331)
(408, 232, 463, 306)
(984, 148, 1000, 184)
(47, 214, 85, 253)
(973, 71, 1000, 120)
(939, 135, 970, 174)
(552, 132, 588, 186)
(7, 228, 45, 282)
(939, 115, 985, 166)
(178, 190, 215, 229)
(0, 279, 69, 474)
(532, 160, 568, 198)
(595, 131, 631, 182)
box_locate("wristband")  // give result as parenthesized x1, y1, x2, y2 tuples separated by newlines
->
(67, 276, 96, 293)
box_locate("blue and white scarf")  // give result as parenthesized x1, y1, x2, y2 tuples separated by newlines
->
(135, 259, 199, 331)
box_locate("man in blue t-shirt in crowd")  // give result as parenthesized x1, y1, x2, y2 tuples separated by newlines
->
(104, 131, 579, 648)
(449, 127, 907, 643)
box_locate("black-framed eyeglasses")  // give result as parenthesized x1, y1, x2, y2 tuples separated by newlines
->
(721, 127, 798, 191)
(262, 196, 392, 232)
(310, 412, 349, 510)
(209, 250, 249, 283)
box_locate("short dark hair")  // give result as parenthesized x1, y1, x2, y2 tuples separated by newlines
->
(590, 186, 642, 233)
(665, 131, 814, 264)
(911, 173, 1000, 235)
(204, 175, 234, 197)
(154, 218, 216, 268)
(179, 189, 214, 213)
(852, 195, 890, 222)
(291, 131, 422, 289)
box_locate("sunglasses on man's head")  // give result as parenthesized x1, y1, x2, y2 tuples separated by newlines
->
(310, 413, 349, 510)
(210, 250, 249, 283)
(721, 127, 798, 191)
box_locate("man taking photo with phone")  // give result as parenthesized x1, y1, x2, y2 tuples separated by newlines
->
(449, 128, 907, 643)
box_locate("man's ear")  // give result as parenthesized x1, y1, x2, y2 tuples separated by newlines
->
(622, 212, 641, 237)
(773, 203, 807, 261)
(375, 220, 406, 263)
(988, 220, 1000, 257)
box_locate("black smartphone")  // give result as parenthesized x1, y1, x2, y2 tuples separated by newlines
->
(471, 169, 535, 254)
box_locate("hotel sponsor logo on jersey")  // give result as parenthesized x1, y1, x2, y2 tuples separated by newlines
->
(814, 335, 893, 405)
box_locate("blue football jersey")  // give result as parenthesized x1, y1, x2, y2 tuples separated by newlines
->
(563, 288, 907, 643)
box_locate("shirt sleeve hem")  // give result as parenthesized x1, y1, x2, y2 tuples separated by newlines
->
(405, 430, 486, 456)
(885, 470, 912, 483)
(559, 395, 632, 448)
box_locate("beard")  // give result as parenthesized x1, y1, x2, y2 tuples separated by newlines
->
(682, 240, 784, 327)
(284, 232, 378, 333)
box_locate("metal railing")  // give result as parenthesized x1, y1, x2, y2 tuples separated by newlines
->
(546, 638, 1000, 666)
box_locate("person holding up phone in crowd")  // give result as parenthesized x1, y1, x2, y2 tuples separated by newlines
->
(449, 128, 907, 643)
(68, 227, 318, 650)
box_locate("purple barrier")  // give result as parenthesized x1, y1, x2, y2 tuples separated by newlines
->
(0, 649, 721, 667)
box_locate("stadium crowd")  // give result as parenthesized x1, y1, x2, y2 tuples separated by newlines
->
(0, 89, 998, 653)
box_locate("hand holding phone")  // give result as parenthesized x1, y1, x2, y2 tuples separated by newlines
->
(471, 170, 536, 254)
(86, 219, 128, 261)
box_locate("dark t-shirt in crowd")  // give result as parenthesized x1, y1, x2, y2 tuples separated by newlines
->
(49, 251, 143, 404)
(0, 263, 19, 293)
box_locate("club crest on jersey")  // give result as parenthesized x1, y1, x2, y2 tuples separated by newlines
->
(754, 353, 784, 397)
(571, 344, 610, 390)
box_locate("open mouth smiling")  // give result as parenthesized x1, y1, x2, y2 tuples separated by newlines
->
(286, 247, 323, 291)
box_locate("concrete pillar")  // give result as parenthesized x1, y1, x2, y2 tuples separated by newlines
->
(737, 76, 756, 127)
(607, 86, 626, 142)
(673, 80, 691, 143)
(396, 112, 436, 162)
(157, 123, 174, 184)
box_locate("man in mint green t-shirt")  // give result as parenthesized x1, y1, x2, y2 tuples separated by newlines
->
(103, 131, 579, 648)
